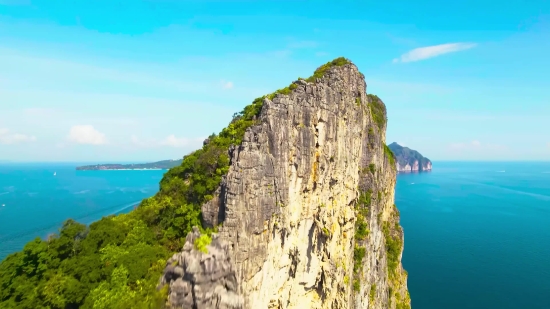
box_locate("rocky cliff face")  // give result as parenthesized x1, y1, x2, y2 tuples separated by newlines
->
(388, 142, 431, 173)
(159, 60, 410, 309)
(395, 161, 432, 173)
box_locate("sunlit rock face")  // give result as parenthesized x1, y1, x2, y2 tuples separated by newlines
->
(161, 61, 410, 309)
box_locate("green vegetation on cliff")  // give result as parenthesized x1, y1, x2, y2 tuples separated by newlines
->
(352, 189, 372, 292)
(384, 144, 397, 166)
(0, 57, 362, 309)
(387, 142, 431, 171)
(368, 94, 387, 130)
(383, 205, 404, 281)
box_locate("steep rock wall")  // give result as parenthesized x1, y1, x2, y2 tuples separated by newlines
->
(395, 161, 432, 173)
(162, 61, 410, 308)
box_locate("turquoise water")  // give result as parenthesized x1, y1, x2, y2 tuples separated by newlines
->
(1, 162, 549, 308)
(397, 162, 550, 309)
(0, 163, 165, 260)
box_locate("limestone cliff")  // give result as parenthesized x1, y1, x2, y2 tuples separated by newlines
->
(387, 142, 431, 173)
(159, 58, 410, 309)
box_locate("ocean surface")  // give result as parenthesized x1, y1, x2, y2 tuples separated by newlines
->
(0, 163, 165, 260)
(397, 161, 550, 309)
(1, 162, 550, 308)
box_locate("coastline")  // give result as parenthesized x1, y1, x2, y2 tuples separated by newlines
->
(77, 168, 167, 171)
(396, 169, 432, 174)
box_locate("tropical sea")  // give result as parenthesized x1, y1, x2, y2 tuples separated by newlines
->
(397, 161, 550, 309)
(0, 163, 165, 260)
(1, 161, 550, 308)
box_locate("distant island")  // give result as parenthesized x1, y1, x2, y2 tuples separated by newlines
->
(388, 142, 432, 173)
(76, 159, 182, 170)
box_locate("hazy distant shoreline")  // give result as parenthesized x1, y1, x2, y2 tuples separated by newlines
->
(76, 159, 182, 171)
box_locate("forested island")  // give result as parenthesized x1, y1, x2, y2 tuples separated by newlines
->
(388, 142, 432, 173)
(76, 159, 183, 170)
(0, 58, 410, 309)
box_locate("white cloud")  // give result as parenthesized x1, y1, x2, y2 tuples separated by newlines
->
(67, 125, 106, 145)
(159, 135, 195, 148)
(221, 80, 234, 90)
(23, 107, 55, 115)
(449, 140, 506, 151)
(393, 42, 477, 63)
(0, 128, 36, 144)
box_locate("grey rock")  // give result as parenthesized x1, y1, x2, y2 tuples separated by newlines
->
(159, 227, 244, 309)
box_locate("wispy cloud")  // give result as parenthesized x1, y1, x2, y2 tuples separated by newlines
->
(0, 48, 212, 93)
(221, 80, 234, 90)
(67, 125, 107, 145)
(393, 42, 477, 63)
(159, 135, 203, 148)
(449, 140, 506, 151)
(131, 135, 204, 149)
(0, 128, 36, 144)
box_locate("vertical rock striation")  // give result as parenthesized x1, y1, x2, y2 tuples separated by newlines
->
(160, 59, 410, 308)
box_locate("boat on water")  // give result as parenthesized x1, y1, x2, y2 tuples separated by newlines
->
(1, 204, 5, 207)
(53, 172, 56, 176)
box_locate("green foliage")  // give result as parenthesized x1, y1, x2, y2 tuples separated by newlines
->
(353, 247, 366, 274)
(194, 234, 212, 254)
(395, 291, 412, 309)
(368, 94, 387, 130)
(358, 190, 372, 207)
(351, 188, 373, 292)
(305, 57, 350, 83)
(322, 227, 330, 237)
(369, 163, 376, 174)
(384, 144, 396, 166)
(383, 221, 403, 279)
(355, 97, 361, 106)
(353, 279, 361, 292)
(370, 283, 377, 302)
(396, 301, 412, 309)
(355, 219, 369, 241)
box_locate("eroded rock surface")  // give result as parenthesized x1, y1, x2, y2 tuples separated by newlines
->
(159, 227, 244, 309)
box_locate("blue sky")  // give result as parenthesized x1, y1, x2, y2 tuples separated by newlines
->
(0, 0, 549, 162)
